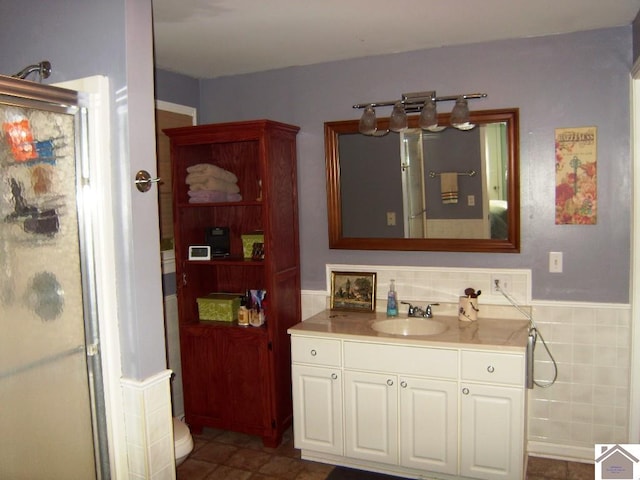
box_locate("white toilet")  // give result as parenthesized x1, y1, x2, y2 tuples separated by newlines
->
(172, 417, 194, 466)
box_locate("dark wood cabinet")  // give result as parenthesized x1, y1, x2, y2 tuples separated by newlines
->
(164, 120, 300, 447)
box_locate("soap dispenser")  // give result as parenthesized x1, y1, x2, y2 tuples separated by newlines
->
(386, 279, 398, 317)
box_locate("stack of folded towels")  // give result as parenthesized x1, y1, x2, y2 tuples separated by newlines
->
(186, 163, 242, 203)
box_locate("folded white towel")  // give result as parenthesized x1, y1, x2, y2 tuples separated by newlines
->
(185, 171, 233, 186)
(440, 173, 458, 204)
(186, 163, 238, 183)
(189, 177, 240, 194)
(188, 190, 242, 203)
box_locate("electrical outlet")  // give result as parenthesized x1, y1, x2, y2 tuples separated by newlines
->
(386, 211, 396, 226)
(491, 274, 511, 294)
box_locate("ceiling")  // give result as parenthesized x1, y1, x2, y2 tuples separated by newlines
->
(152, 0, 640, 80)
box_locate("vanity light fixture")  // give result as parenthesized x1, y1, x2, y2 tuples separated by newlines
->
(353, 90, 487, 135)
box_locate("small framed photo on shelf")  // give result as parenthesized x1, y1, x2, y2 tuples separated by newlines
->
(330, 271, 376, 312)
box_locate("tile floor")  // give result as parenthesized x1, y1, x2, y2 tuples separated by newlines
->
(177, 426, 595, 480)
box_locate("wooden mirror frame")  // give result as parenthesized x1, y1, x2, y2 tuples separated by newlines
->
(325, 108, 520, 253)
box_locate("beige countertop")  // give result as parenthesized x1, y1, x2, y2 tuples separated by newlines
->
(288, 310, 530, 352)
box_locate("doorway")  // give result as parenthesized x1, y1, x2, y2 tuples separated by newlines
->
(155, 100, 196, 417)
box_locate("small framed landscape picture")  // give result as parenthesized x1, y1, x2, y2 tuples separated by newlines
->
(330, 271, 376, 312)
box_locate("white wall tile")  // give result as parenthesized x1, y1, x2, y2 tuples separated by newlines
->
(528, 303, 631, 459)
(570, 422, 592, 443)
(571, 364, 594, 384)
(549, 401, 572, 421)
(571, 344, 594, 365)
(163, 294, 184, 417)
(571, 384, 594, 404)
(616, 387, 629, 409)
(529, 398, 550, 419)
(570, 403, 593, 423)
(121, 370, 175, 479)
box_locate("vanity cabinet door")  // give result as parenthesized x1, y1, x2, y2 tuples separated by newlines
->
(459, 383, 525, 480)
(344, 370, 398, 464)
(399, 376, 458, 475)
(291, 364, 343, 455)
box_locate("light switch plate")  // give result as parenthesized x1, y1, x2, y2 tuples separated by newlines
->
(549, 251, 563, 273)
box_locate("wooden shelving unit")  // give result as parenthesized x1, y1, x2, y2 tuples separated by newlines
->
(165, 119, 301, 447)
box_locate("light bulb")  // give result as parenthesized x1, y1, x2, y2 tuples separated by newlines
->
(451, 97, 475, 130)
(358, 105, 377, 135)
(418, 98, 438, 130)
(389, 102, 408, 132)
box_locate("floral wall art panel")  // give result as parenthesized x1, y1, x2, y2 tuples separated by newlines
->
(555, 126, 597, 225)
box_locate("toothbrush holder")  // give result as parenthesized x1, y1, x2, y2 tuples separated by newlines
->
(458, 296, 479, 322)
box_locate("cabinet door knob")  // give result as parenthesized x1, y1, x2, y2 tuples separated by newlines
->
(310, 349, 317, 356)
(386, 379, 394, 386)
(400, 381, 407, 388)
(462, 387, 470, 395)
(331, 373, 338, 380)
(487, 365, 495, 373)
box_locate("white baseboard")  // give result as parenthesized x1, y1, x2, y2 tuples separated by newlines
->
(528, 441, 594, 463)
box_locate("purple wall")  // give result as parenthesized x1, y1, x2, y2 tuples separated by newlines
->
(193, 27, 632, 304)
(155, 69, 200, 109)
(633, 10, 640, 64)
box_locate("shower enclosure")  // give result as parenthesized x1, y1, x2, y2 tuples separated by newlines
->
(0, 75, 108, 479)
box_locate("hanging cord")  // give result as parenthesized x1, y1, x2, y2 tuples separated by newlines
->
(494, 280, 558, 388)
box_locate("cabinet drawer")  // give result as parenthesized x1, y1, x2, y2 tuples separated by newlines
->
(461, 350, 524, 385)
(291, 336, 341, 366)
(344, 342, 457, 379)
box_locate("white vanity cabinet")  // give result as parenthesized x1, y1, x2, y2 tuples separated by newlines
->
(291, 337, 343, 455)
(289, 317, 528, 480)
(344, 370, 399, 464)
(459, 350, 526, 480)
(342, 371, 458, 474)
(399, 375, 459, 474)
(343, 341, 459, 475)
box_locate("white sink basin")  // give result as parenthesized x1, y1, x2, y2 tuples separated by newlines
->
(371, 318, 448, 336)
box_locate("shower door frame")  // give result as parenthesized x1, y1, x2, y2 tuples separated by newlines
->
(0, 75, 110, 479)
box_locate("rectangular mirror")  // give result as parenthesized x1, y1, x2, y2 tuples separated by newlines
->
(325, 108, 520, 252)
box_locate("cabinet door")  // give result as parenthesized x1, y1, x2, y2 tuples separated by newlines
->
(291, 364, 343, 455)
(344, 371, 398, 464)
(399, 376, 458, 475)
(221, 331, 270, 434)
(460, 383, 525, 480)
(180, 326, 223, 425)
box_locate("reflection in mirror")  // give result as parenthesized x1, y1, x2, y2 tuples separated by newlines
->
(325, 109, 519, 252)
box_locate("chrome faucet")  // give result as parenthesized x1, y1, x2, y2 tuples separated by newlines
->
(401, 301, 439, 318)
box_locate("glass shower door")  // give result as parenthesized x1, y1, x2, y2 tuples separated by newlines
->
(0, 77, 106, 479)
(400, 129, 427, 238)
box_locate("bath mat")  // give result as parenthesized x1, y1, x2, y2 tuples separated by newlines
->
(326, 466, 411, 480)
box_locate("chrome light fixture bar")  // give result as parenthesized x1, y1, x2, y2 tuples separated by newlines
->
(353, 90, 487, 135)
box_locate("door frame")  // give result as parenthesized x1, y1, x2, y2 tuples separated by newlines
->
(56, 75, 126, 476)
(630, 63, 640, 442)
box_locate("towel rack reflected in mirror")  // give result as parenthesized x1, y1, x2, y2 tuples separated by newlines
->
(428, 170, 476, 178)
